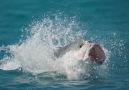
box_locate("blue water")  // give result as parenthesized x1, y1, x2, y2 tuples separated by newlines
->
(0, 0, 129, 89)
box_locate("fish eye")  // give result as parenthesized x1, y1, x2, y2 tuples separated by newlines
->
(79, 44, 83, 48)
(88, 41, 92, 43)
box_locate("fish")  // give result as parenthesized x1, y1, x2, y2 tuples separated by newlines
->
(54, 39, 105, 65)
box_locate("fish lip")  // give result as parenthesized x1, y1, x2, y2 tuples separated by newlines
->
(88, 44, 105, 65)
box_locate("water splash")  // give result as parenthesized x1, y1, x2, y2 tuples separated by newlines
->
(0, 15, 109, 80)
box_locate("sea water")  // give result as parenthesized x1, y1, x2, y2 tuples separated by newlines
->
(0, 0, 129, 89)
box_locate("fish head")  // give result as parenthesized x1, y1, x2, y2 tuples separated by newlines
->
(73, 40, 105, 65)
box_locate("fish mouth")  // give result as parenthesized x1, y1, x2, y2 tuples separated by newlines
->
(89, 44, 105, 64)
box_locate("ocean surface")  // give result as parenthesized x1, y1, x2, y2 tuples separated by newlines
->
(0, 0, 129, 90)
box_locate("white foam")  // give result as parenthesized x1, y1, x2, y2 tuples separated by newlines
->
(0, 15, 109, 80)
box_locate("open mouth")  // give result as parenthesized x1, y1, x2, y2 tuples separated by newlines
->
(89, 44, 105, 64)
